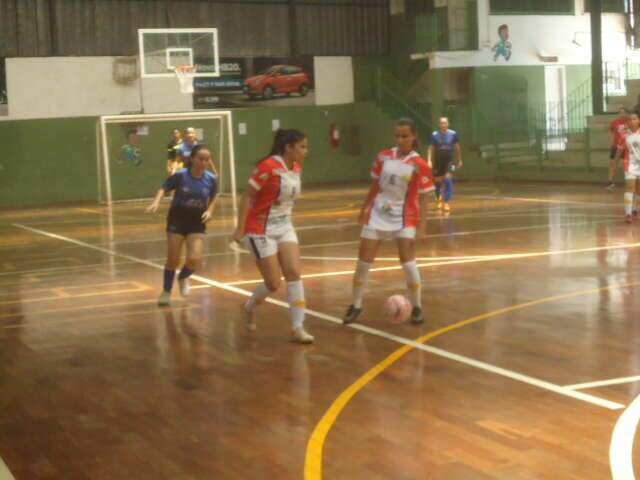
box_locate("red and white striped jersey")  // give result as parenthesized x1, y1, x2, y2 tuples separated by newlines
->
(366, 147, 435, 230)
(246, 155, 301, 235)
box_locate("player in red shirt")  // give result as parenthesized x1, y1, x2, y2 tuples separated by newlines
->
(232, 129, 313, 344)
(344, 118, 435, 325)
(607, 107, 630, 190)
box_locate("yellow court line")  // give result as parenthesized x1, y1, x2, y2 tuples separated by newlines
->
(304, 281, 640, 480)
(0, 298, 158, 319)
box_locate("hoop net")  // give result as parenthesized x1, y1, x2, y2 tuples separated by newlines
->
(174, 66, 197, 94)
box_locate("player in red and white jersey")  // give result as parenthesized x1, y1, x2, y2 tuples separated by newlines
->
(232, 129, 313, 344)
(344, 118, 435, 325)
(607, 107, 630, 190)
(615, 112, 640, 223)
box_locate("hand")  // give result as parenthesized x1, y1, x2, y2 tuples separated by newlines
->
(201, 211, 213, 223)
(232, 228, 244, 244)
(146, 202, 159, 213)
(417, 223, 427, 239)
(358, 209, 368, 225)
(427, 159, 433, 169)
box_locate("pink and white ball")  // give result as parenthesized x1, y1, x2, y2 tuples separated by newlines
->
(384, 295, 412, 323)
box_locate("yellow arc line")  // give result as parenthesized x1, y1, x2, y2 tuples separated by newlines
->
(304, 281, 639, 480)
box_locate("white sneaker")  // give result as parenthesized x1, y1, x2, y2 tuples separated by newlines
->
(243, 302, 256, 331)
(291, 327, 314, 344)
(179, 277, 190, 297)
(158, 291, 171, 307)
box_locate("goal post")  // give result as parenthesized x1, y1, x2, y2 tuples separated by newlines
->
(98, 110, 237, 220)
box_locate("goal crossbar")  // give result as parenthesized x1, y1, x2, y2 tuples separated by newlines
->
(98, 110, 237, 221)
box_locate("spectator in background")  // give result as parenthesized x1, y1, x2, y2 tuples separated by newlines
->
(607, 107, 630, 190)
(167, 129, 183, 175)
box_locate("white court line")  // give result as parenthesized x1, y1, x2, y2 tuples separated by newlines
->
(13, 222, 624, 412)
(192, 240, 640, 288)
(610, 393, 640, 479)
(475, 195, 617, 208)
(566, 376, 640, 391)
(0, 457, 14, 480)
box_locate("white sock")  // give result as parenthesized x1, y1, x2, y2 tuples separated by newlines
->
(402, 261, 422, 308)
(246, 282, 271, 311)
(625, 192, 634, 216)
(287, 280, 306, 329)
(352, 261, 372, 309)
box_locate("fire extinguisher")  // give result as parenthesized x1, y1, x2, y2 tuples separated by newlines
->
(329, 123, 340, 150)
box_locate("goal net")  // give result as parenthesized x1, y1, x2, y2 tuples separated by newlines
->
(97, 111, 237, 217)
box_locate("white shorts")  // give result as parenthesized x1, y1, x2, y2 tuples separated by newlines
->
(245, 229, 299, 259)
(626, 169, 640, 181)
(361, 225, 416, 241)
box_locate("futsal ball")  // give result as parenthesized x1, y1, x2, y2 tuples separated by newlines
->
(384, 295, 412, 323)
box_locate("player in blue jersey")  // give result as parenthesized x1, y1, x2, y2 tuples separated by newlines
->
(427, 117, 462, 213)
(147, 144, 219, 306)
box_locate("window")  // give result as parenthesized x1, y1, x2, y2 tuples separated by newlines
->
(490, 0, 574, 14)
(584, 0, 625, 13)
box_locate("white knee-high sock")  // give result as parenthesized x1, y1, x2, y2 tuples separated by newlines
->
(402, 261, 422, 308)
(287, 280, 306, 329)
(625, 192, 634, 216)
(352, 261, 372, 309)
(245, 282, 271, 311)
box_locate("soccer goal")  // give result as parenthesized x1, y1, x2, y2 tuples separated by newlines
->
(97, 111, 237, 217)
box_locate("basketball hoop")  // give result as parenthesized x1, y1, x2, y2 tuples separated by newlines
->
(174, 65, 197, 94)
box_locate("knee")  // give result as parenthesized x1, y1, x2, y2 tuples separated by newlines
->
(264, 278, 282, 292)
(282, 269, 300, 282)
(185, 256, 202, 271)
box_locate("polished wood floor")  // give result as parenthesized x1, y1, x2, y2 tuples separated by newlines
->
(1, 182, 639, 479)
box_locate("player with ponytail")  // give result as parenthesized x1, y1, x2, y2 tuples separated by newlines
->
(232, 129, 314, 344)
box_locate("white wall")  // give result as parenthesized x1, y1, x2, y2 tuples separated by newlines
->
(5, 57, 193, 120)
(314, 57, 354, 106)
(429, 0, 633, 69)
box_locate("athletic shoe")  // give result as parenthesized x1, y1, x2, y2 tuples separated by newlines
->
(243, 302, 256, 331)
(437, 200, 444, 210)
(626, 214, 633, 224)
(606, 183, 616, 190)
(443, 203, 451, 213)
(158, 290, 171, 307)
(292, 327, 314, 344)
(410, 306, 424, 325)
(343, 305, 363, 324)
(178, 277, 190, 297)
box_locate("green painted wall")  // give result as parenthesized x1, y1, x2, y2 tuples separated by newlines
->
(0, 117, 98, 206)
(471, 66, 545, 145)
(0, 102, 401, 207)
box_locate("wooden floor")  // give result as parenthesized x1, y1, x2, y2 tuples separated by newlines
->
(1, 182, 639, 479)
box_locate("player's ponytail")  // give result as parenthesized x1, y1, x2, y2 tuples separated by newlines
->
(396, 118, 420, 152)
(258, 128, 307, 164)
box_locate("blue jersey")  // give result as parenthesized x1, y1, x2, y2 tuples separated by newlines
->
(176, 141, 199, 163)
(430, 129, 459, 163)
(163, 168, 218, 211)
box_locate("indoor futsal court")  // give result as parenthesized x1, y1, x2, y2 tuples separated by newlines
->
(3, 0, 640, 479)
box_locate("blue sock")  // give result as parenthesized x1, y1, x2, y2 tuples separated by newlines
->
(178, 267, 194, 280)
(163, 269, 176, 292)
(435, 183, 442, 200)
(444, 177, 454, 203)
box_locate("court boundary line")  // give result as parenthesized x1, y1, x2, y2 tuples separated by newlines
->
(610, 393, 640, 480)
(566, 376, 640, 390)
(13, 222, 623, 411)
(304, 283, 636, 479)
(0, 457, 14, 480)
